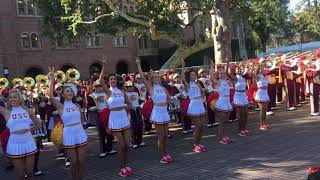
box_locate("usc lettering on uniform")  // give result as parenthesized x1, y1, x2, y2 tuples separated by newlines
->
(112, 92, 124, 98)
(11, 112, 28, 119)
(66, 107, 79, 112)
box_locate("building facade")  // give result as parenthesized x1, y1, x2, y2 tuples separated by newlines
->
(0, 0, 162, 80)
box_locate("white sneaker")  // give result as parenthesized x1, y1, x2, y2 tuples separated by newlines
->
(311, 112, 320, 116)
(266, 111, 274, 115)
(254, 108, 260, 111)
(108, 150, 117, 154)
(65, 161, 70, 167)
(182, 130, 188, 134)
(288, 107, 297, 111)
(139, 142, 146, 146)
(99, 153, 107, 157)
(34, 170, 43, 176)
(271, 107, 279, 110)
(132, 144, 138, 149)
(213, 122, 220, 126)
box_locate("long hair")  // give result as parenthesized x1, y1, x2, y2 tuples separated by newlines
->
(106, 74, 121, 89)
(7, 89, 26, 109)
(185, 69, 197, 83)
(59, 86, 77, 104)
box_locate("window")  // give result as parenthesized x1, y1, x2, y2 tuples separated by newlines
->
(17, 0, 39, 16)
(17, 0, 26, 15)
(21, 33, 30, 48)
(123, 6, 128, 14)
(85, 33, 102, 48)
(30, 33, 40, 48)
(56, 36, 79, 49)
(129, 6, 134, 13)
(113, 36, 128, 47)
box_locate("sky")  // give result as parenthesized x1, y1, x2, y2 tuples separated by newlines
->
(289, 0, 301, 11)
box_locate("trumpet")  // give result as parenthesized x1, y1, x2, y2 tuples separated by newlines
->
(0, 77, 9, 89)
(55, 70, 67, 83)
(36, 74, 49, 86)
(23, 77, 35, 89)
(66, 68, 80, 82)
(12, 78, 23, 88)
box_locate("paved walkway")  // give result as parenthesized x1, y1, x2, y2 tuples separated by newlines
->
(1, 103, 319, 180)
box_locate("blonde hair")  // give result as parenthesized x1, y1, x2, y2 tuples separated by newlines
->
(8, 89, 25, 108)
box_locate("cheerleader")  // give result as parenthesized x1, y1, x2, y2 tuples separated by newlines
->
(99, 59, 133, 177)
(231, 64, 251, 137)
(48, 67, 88, 180)
(0, 89, 41, 180)
(181, 61, 207, 152)
(253, 62, 271, 130)
(210, 64, 233, 144)
(136, 58, 174, 164)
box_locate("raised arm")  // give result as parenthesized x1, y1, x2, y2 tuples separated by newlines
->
(209, 63, 219, 86)
(48, 67, 64, 112)
(99, 56, 111, 96)
(135, 57, 152, 94)
(180, 60, 190, 92)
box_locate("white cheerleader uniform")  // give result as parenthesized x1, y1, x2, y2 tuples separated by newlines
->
(6, 107, 37, 158)
(150, 84, 170, 124)
(107, 88, 131, 131)
(233, 75, 249, 107)
(61, 101, 88, 148)
(215, 79, 233, 112)
(255, 74, 270, 103)
(186, 81, 206, 117)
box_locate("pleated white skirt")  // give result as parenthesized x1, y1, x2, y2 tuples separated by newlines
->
(6, 132, 37, 158)
(150, 105, 170, 124)
(63, 124, 88, 148)
(108, 109, 131, 131)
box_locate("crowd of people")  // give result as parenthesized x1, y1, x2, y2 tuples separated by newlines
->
(0, 49, 320, 179)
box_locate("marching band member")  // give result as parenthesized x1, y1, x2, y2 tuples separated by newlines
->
(136, 58, 174, 164)
(306, 53, 320, 116)
(48, 67, 88, 180)
(281, 58, 298, 111)
(124, 80, 145, 149)
(253, 61, 271, 130)
(87, 81, 116, 157)
(230, 63, 252, 137)
(172, 73, 192, 134)
(197, 68, 217, 127)
(1, 89, 41, 180)
(99, 59, 133, 177)
(181, 61, 207, 152)
(209, 64, 233, 144)
(264, 59, 278, 115)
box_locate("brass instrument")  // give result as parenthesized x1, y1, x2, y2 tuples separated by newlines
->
(54, 70, 67, 83)
(0, 77, 9, 89)
(36, 74, 49, 86)
(12, 78, 23, 88)
(66, 68, 80, 82)
(23, 77, 35, 89)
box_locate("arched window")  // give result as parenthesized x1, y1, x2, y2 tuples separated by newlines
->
(129, 6, 134, 13)
(25, 66, 44, 78)
(116, 61, 129, 75)
(31, 33, 40, 48)
(27, 0, 36, 15)
(21, 33, 30, 48)
(17, 0, 26, 15)
(85, 32, 101, 48)
(61, 64, 75, 73)
(123, 6, 128, 14)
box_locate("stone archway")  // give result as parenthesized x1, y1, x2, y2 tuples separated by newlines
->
(25, 66, 44, 78)
(61, 63, 75, 72)
(116, 61, 129, 75)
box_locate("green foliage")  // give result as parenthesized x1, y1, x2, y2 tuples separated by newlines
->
(293, 5, 320, 39)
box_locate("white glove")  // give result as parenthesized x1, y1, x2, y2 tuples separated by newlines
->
(88, 107, 97, 111)
(52, 110, 59, 115)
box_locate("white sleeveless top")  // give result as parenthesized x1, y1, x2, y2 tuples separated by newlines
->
(257, 74, 268, 88)
(6, 107, 31, 132)
(61, 101, 81, 126)
(235, 75, 246, 91)
(218, 79, 231, 97)
(90, 92, 107, 110)
(152, 84, 167, 103)
(198, 77, 214, 93)
(173, 83, 187, 97)
(107, 88, 126, 109)
(188, 81, 202, 99)
(126, 91, 139, 108)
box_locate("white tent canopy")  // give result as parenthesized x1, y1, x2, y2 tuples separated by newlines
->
(258, 41, 320, 57)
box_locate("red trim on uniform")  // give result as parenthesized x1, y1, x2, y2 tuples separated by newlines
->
(108, 125, 131, 132)
(150, 120, 170, 125)
(64, 141, 88, 149)
(7, 149, 38, 159)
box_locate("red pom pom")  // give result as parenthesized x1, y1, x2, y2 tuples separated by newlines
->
(248, 83, 258, 102)
(99, 108, 110, 129)
(309, 167, 320, 174)
(0, 128, 10, 153)
(316, 48, 320, 59)
(181, 97, 190, 116)
(141, 100, 154, 120)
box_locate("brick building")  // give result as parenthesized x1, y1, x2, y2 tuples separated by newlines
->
(0, 0, 162, 80)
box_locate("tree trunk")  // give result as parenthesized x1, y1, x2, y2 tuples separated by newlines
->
(261, 41, 267, 53)
(211, 0, 232, 64)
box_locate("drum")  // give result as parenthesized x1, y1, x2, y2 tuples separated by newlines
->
(30, 120, 47, 138)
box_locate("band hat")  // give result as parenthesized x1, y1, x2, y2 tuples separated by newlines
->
(135, 74, 141, 78)
(172, 73, 180, 80)
(93, 80, 102, 87)
(198, 68, 207, 74)
(55, 82, 63, 90)
(124, 81, 133, 87)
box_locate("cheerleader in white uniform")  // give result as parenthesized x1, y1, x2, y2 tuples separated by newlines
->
(253, 65, 271, 130)
(99, 59, 133, 177)
(181, 61, 207, 153)
(48, 67, 88, 180)
(0, 89, 41, 180)
(231, 64, 251, 137)
(210, 64, 233, 144)
(136, 58, 174, 164)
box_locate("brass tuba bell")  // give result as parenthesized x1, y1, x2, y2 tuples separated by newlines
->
(23, 77, 35, 89)
(66, 68, 80, 82)
(54, 70, 66, 83)
(36, 74, 49, 87)
(0, 77, 9, 89)
(12, 78, 23, 88)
